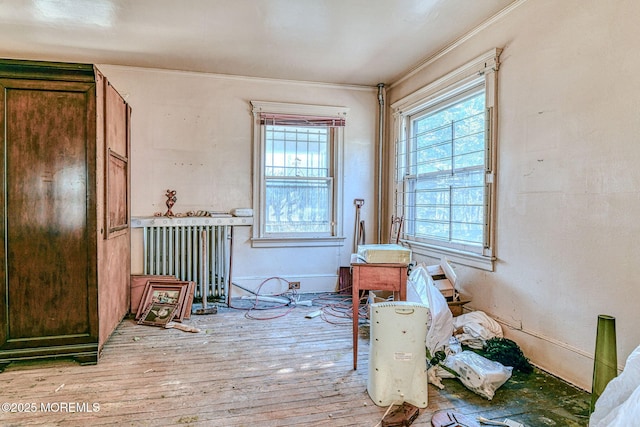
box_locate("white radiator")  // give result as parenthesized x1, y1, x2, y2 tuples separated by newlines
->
(131, 218, 231, 301)
(143, 224, 229, 300)
(132, 216, 253, 303)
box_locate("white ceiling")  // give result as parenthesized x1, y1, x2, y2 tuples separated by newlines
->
(0, 0, 516, 86)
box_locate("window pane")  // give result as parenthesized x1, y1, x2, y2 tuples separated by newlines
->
(265, 126, 328, 178)
(264, 124, 332, 235)
(265, 178, 331, 233)
(416, 126, 452, 174)
(406, 91, 486, 246)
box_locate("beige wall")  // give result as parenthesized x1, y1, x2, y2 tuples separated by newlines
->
(387, 0, 640, 390)
(97, 65, 378, 294)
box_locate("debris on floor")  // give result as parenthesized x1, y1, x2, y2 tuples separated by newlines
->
(164, 321, 200, 333)
(481, 337, 533, 374)
(430, 411, 525, 427)
(381, 402, 420, 427)
(383, 261, 536, 404)
(477, 416, 525, 427)
(442, 350, 513, 400)
(453, 311, 503, 349)
(193, 304, 218, 315)
(431, 410, 480, 427)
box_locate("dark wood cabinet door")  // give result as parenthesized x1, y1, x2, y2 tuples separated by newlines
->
(0, 79, 98, 350)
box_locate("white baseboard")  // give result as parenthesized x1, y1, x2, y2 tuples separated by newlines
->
(478, 308, 604, 391)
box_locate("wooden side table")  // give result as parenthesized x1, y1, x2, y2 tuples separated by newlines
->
(351, 255, 408, 370)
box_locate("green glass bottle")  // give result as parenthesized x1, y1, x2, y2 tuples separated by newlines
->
(590, 314, 617, 412)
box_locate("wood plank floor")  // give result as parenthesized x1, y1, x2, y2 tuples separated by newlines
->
(0, 299, 591, 427)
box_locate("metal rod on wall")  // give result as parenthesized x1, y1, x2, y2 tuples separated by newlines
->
(376, 83, 385, 243)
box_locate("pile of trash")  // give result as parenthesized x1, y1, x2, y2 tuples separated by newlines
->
(406, 263, 532, 400)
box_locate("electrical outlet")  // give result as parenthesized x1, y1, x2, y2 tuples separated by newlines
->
(289, 281, 300, 290)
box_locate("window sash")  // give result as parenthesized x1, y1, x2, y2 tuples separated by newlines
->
(390, 48, 499, 270)
(264, 125, 329, 179)
(251, 101, 347, 247)
(264, 176, 333, 234)
(402, 87, 487, 249)
(398, 91, 487, 252)
(262, 123, 334, 237)
(262, 120, 331, 235)
(403, 168, 486, 247)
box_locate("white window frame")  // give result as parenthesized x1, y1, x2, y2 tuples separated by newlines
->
(391, 48, 500, 271)
(250, 100, 348, 248)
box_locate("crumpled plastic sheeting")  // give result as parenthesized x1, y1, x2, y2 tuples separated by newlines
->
(443, 350, 513, 400)
(453, 310, 503, 349)
(429, 337, 463, 389)
(406, 264, 454, 355)
(590, 344, 640, 427)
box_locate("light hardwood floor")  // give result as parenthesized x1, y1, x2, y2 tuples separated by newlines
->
(0, 300, 590, 427)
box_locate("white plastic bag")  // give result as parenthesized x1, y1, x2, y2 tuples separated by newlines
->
(443, 350, 513, 400)
(453, 310, 503, 349)
(406, 264, 428, 305)
(590, 344, 640, 427)
(407, 264, 453, 355)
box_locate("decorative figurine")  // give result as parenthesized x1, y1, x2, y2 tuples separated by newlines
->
(165, 189, 177, 217)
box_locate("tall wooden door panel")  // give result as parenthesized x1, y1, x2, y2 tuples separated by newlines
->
(0, 79, 98, 352)
(99, 77, 131, 347)
(105, 80, 130, 238)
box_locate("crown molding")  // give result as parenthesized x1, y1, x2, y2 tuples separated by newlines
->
(390, 0, 528, 88)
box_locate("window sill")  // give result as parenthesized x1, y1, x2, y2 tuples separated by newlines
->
(402, 240, 495, 271)
(251, 236, 346, 248)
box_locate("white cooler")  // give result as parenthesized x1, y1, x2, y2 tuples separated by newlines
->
(357, 244, 411, 264)
(367, 301, 430, 408)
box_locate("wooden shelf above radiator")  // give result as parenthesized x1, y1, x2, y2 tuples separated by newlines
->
(131, 216, 253, 227)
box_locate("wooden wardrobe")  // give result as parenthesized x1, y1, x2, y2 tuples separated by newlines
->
(0, 59, 131, 370)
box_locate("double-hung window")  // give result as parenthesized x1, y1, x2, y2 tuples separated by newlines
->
(392, 49, 500, 270)
(251, 101, 347, 247)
